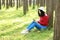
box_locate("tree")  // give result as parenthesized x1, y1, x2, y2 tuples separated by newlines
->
(40, 0, 45, 6)
(46, 0, 53, 30)
(20, 0, 23, 6)
(26, 0, 28, 11)
(9, 0, 13, 7)
(23, 0, 27, 15)
(0, 0, 1, 9)
(53, 0, 60, 40)
(19, 0, 21, 7)
(12, 0, 15, 7)
(33, 0, 35, 9)
(6, 0, 9, 9)
(16, 0, 19, 9)
(36, 0, 40, 7)
(2, 0, 5, 7)
(23, 0, 28, 15)
(29, 0, 32, 6)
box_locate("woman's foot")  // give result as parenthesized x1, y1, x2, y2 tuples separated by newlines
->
(21, 29, 29, 34)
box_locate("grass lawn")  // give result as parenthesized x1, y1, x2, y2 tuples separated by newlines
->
(0, 7, 53, 40)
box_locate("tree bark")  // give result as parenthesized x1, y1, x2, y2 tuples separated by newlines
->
(19, 0, 21, 7)
(53, 0, 60, 40)
(40, 0, 45, 6)
(0, 0, 1, 9)
(46, 0, 53, 30)
(33, 0, 35, 9)
(6, 0, 9, 9)
(29, 0, 32, 6)
(16, 0, 18, 9)
(9, 0, 13, 7)
(12, 0, 15, 7)
(2, 0, 5, 6)
(26, 0, 28, 11)
(23, 0, 27, 15)
(36, 0, 40, 7)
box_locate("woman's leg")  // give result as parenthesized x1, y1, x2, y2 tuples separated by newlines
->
(27, 21, 36, 31)
(27, 21, 47, 31)
(33, 21, 47, 30)
(21, 21, 36, 34)
(21, 21, 47, 34)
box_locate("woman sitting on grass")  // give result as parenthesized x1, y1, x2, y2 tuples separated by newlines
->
(21, 7, 49, 34)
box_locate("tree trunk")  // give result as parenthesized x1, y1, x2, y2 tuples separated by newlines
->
(12, 0, 15, 7)
(53, 0, 60, 40)
(29, 0, 32, 6)
(0, 0, 1, 9)
(6, 0, 9, 9)
(19, 0, 21, 7)
(23, 0, 27, 15)
(26, 0, 28, 11)
(11, 0, 12, 7)
(33, 0, 35, 9)
(2, 0, 5, 6)
(9, 0, 13, 7)
(40, 0, 45, 6)
(16, 0, 18, 9)
(36, 0, 40, 7)
(20, 0, 23, 6)
(46, 0, 53, 30)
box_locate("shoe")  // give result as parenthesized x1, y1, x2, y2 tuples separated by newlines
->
(21, 29, 29, 34)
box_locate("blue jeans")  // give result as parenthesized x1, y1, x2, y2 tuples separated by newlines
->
(27, 21, 47, 31)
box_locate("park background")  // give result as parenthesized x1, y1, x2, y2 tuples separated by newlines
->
(0, 0, 60, 40)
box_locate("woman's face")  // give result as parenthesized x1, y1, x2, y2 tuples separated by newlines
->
(38, 10, 41, 14)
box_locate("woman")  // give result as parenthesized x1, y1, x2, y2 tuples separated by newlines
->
(21, 7, 49, 34)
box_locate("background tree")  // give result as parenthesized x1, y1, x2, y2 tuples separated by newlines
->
(20, 0, 23, 6)
(23, 0, 28, 15)
(53, 0, 60, 40)
(6, 0, 9, 9)
(26, 0, 28, 11)
(33, 0, 35, 9)
(0, 0, 1, 9)
(36, 0, 40, 7)
(12, 0, 15, 7)
(40, 0, 45, 6)
(19, 0, 21, 7)
(2, 0, 5, 7)
(23, 0, 27, 15)
(16, 0, 19, 9)
(29, 0, 32, 6)
(9, 0, 13, 7)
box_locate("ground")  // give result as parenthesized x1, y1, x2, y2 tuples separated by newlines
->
(0, 7, 53, 40)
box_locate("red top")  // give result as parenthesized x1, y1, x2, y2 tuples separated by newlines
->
(38, 14, 49, 26)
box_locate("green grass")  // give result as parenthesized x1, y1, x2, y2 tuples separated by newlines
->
(0, 7, 53, 40)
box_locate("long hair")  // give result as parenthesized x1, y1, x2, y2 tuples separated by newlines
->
(38, 9, 45, 17)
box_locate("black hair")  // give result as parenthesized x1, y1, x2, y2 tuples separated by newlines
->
(38, 9, 45, 17)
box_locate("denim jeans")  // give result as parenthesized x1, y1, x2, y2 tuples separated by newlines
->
(27, 21, 47, 31)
